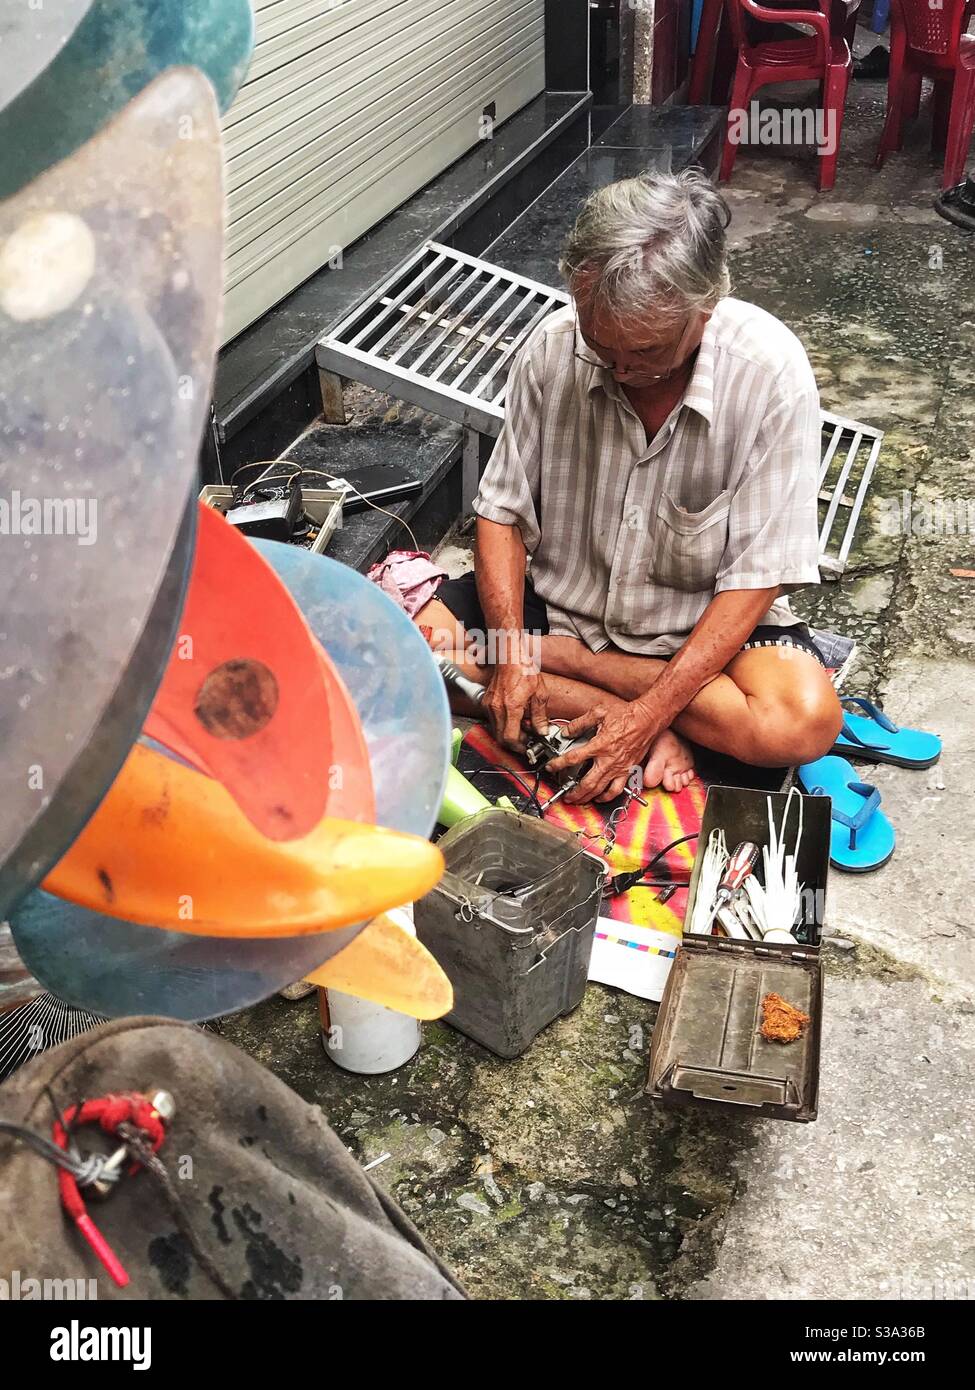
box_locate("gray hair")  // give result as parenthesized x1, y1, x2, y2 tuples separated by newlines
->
(559, 168, 731, 330)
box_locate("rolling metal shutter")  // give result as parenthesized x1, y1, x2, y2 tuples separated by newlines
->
(221, 0, 546, 343)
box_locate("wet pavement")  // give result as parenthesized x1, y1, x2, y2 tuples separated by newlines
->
(221, 70, 975, 1300)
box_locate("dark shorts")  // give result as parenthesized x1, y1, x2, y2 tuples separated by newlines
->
(435, 570, 825, 665)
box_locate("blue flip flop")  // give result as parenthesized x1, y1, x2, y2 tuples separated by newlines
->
(831, 696, 942, 769)
(798, 755, 896, 873)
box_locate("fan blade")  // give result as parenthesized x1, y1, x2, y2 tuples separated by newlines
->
(43, 744, 442, 938)
(306, 913, 452, 1020)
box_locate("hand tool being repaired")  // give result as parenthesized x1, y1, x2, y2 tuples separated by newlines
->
(524, 723, 597, 807)
(435, 654, 599, 805)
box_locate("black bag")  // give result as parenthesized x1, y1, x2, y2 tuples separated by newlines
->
(0, 1016, 466, 1301)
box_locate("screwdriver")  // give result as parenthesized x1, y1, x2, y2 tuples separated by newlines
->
(701, 840, 761, 935)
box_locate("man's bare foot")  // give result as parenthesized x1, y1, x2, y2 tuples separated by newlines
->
(643, 728, 695, 793)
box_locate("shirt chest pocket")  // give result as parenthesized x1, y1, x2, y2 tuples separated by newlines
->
(649, 490, 732, 592)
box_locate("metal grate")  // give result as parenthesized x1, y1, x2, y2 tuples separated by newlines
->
(818, 410, 884, 579)
(319, 242, 881, 578)
(317, 241, 569, 436)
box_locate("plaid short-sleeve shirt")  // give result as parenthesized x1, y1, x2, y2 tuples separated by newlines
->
(474, 297, 822, 656)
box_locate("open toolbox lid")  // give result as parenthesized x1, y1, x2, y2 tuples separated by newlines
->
(646, 785, 831, 1123)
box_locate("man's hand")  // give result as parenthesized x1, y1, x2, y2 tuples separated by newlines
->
(548, 588, 783, 800)
(483, 662, 550, 751)
(548, 701, 665, 803)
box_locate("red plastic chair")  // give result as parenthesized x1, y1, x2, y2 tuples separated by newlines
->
(718, 0, 853, 190)
(691, 0, 859, 106)
(874, 0, 975, 189)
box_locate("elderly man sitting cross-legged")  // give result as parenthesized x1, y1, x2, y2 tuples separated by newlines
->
(415, 169, 843, 804)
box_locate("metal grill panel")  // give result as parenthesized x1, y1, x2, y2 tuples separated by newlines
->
(818, 410, 884, 579)
(318, 244, 881, 577)
(318, 242, 570, 435)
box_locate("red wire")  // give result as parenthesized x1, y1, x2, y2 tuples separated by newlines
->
(51, 1092, 167, 1289)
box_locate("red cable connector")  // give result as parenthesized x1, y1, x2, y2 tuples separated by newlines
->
(51, 1091, 169, 1289)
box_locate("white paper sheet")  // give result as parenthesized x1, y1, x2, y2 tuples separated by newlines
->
(587, 916, 680, 1003)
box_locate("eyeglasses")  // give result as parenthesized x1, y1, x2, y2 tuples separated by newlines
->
(573, 312, 693, 383)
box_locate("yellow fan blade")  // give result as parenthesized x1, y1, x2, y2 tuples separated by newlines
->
(44, 743, 443, 938)
(305, 913, 452, 1020)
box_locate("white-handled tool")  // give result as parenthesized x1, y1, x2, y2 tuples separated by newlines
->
(434, 654, 486, 706)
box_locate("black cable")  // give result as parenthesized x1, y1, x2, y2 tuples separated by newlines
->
(117, 1123, 239, 1301)
(467, 763, 544, 818)
(640, 831, 700, 877)
(607, 830, 700, 896)
(0, 1119, 88, 1177)
(532, 768, 543, 810)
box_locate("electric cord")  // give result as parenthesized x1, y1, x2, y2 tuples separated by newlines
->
(228, 460, 420, 549)
(606, 830, 699, 897)
(466, 763, 544, 818)
(0, 1119, 100, 1180)
(116, 1122, 239, 1300)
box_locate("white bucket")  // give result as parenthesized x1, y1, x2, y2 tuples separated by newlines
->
(319, 905, 422, 1074)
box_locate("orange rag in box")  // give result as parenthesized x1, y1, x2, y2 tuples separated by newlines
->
(760, 992, 810, 1043)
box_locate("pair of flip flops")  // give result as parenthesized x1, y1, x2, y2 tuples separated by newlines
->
(799, 697, 942, 873)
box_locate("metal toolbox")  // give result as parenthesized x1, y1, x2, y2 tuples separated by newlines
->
(647, 785, 831, 1123)
(414, 808, 606, 1058)
(199, 483, 344, 556)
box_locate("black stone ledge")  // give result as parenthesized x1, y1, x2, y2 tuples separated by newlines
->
(279, 392, 466, 574)
(213, 90, 592, 467)
(485, 104, 727, 285)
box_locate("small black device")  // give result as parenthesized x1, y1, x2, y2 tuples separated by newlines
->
(226, 483, 303, 541)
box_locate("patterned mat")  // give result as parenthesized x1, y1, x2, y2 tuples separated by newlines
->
(458, 725, 771, 943)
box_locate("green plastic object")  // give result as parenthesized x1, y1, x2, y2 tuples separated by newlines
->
(439, 763, 494, 829)
(439, 733, 518, 826)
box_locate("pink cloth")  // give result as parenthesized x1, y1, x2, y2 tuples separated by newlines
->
(367, 549, 448, 618)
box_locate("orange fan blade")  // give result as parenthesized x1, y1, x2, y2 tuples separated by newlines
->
(305, 912, 453, 1020)
(144, 503, 367, 839)
(43, 744, 442, 939)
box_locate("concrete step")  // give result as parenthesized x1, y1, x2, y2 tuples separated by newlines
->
(210, 91, 593, 484)
(278, 384, 464, 573)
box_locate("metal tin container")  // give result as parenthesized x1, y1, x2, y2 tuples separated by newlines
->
(647, 785, 831, 1123)
(414, 808, 606, 1058)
